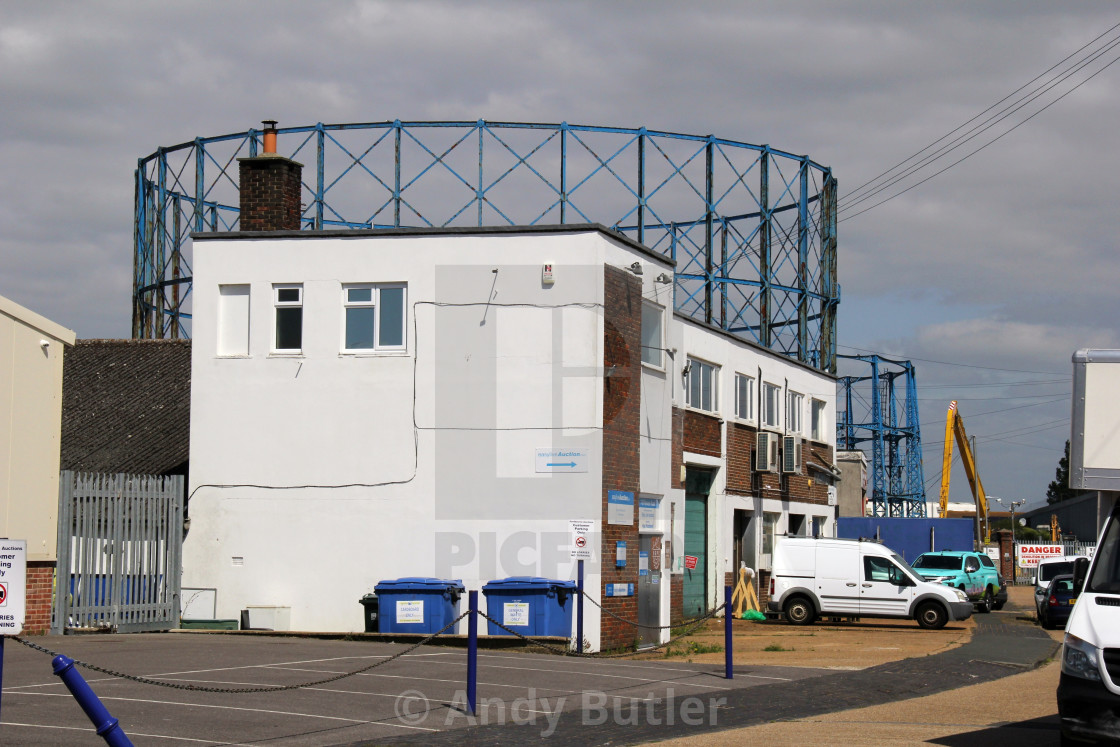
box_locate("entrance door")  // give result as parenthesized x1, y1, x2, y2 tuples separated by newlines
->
(636, 535, 661, 648)
(683, 469, 713, 617)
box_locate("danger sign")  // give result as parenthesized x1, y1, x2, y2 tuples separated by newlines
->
(1018, 544, 1063, 569)
(684, 555, 698, 570)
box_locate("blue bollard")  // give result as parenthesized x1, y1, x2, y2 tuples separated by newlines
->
(52, 654, 134, 747)
(725, 585, 733, 680)
(466, 591, 478, 716)
(576, 559, 584, 653)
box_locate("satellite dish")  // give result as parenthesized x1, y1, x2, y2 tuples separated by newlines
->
(1018, 518, 1027, 526)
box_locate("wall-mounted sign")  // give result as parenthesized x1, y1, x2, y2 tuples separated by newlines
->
(607, 490, 635, 525)
(638, 551, 649, 576)
(536, 448, 589, 473)
(605, 583, 634, 597)
(684, 555, 698, 570)
(638, 497, 659, 531)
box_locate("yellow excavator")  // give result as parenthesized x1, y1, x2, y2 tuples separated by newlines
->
(938, 401, 991, 543)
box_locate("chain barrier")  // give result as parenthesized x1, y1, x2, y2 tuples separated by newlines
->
(577, 588, 727, 631)
(11, 611, 469, 694)
(13, 597, 731, 693)
(478, 602, 727, 659)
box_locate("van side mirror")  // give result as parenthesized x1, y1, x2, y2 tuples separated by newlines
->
(1073, 557, 1090, 591)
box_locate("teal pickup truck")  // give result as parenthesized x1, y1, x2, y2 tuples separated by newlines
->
(911, 551, 1003, 613)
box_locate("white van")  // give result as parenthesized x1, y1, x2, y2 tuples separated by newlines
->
(767, 537, 973, 629)
(1058, 504, 1120, 744)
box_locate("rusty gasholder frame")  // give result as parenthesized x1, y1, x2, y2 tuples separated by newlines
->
(134, 120, 838, 372)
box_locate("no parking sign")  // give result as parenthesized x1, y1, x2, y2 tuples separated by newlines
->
(0, 540, 26, 636)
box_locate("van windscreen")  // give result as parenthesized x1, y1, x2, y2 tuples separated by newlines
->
(1039, 562, 1074, 582)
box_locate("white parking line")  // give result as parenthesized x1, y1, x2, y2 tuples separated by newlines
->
(6, 692, 438, 731)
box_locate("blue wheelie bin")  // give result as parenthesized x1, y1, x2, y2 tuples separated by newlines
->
(374, 577, 465, 634)
(481, 577, 577, 637)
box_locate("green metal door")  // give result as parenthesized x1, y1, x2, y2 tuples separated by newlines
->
(683, 469, 712, 617)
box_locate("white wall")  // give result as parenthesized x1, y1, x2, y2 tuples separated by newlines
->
(185, 230, 672, 646)
(669, 316, 837, 608)
(0, 295, 74, 561)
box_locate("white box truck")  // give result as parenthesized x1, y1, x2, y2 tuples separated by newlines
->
(1057, 349, 1120, 743)
(766, 536, 973, 629)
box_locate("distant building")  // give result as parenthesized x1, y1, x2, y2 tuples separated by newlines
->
(1021, 493, 1116, 543)
(0, 294, 75, 633)
(836, 450, 868, 516)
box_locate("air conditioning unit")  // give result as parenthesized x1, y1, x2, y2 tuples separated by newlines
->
(756, 432, 779, 473)
(782, 435, 803, 474)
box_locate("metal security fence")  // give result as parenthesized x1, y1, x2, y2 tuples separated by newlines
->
(54, 471, 184, 633)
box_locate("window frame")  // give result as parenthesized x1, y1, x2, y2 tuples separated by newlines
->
(811, 398, 827, 441)
(685, 357, 719, 413)
(761, 382, 782, 429)
(272, 283, 303, 354)
(640, 300, 664, 369)
(734, 373, 755, 422)
(788, 390, 804, 435)
(341, 282, 408, 353)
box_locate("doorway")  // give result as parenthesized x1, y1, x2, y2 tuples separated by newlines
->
(683, 468, 714, 617)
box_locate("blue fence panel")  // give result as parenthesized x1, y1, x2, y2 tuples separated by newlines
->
(836, 518, 976, 562)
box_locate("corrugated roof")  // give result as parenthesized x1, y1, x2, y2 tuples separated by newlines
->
(61, 339, 190, 476)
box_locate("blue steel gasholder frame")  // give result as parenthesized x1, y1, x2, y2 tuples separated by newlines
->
(133, 120, 839, 372)
(837, 354, 926, 517)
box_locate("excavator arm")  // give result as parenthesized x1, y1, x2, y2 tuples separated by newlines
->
(938, 401, 991, 543)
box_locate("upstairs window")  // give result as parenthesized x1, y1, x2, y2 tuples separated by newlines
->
(217, 284, 250, 356)
(641, 301, 663, 367)
(811, 398, 828, 441)
(273, 284, 303, 352)
(761, 382, 781, 429)
(734, 373, 754, 421)
(685, 358, 718, 413)
(343, 283, 407, 351)
(788, 391, 804, 434)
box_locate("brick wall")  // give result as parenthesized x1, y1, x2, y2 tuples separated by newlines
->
(996, 529, 1015, 580)
(23, 561, 55, 635)
(671, 408, 684, 490)
(600, 265, 642, 650)
(670, 574, 684, 626)
(726, 422, 756, 494)
(683, 411, 721, 457)
(238, 156, 303, 231)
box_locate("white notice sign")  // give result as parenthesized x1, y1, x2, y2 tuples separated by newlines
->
(504, 602, 530, 627)
(0, 539, 26, 636)
(396, 600, 424, 624)
(570, 519, 597, 560)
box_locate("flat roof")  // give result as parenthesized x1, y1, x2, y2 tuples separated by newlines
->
(0, 294, 76, 345)
(193, 223, 676, 268)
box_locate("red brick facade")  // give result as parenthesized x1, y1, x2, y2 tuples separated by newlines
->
(238, 156, 303, 231)
(683, 411, 721, 457)
(600, 265, 642, 650)
(23, 561, 55, 635)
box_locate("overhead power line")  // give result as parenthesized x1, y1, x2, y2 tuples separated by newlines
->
(839, 20, 1120, 221)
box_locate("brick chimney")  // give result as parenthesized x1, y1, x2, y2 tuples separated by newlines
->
(237, 120, 303, 231)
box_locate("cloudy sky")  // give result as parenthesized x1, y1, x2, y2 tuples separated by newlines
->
(3, 2, 1117, 514)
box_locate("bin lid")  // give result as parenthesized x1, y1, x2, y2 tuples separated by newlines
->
(482, 576, 578, 591)
(375, 577, 465, 591)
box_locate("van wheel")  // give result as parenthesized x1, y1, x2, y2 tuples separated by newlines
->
(784, 597, 816, 626)
(977, 589, 993, 614)
(916, 601, 948, 630)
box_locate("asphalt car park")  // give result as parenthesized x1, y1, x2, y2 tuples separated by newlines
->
(0, 633, 828, 745)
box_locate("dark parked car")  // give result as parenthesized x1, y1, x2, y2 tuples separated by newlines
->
(1038, 573, 1079, 630)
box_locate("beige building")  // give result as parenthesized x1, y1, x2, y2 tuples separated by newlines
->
(0, 294, 74, 633)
